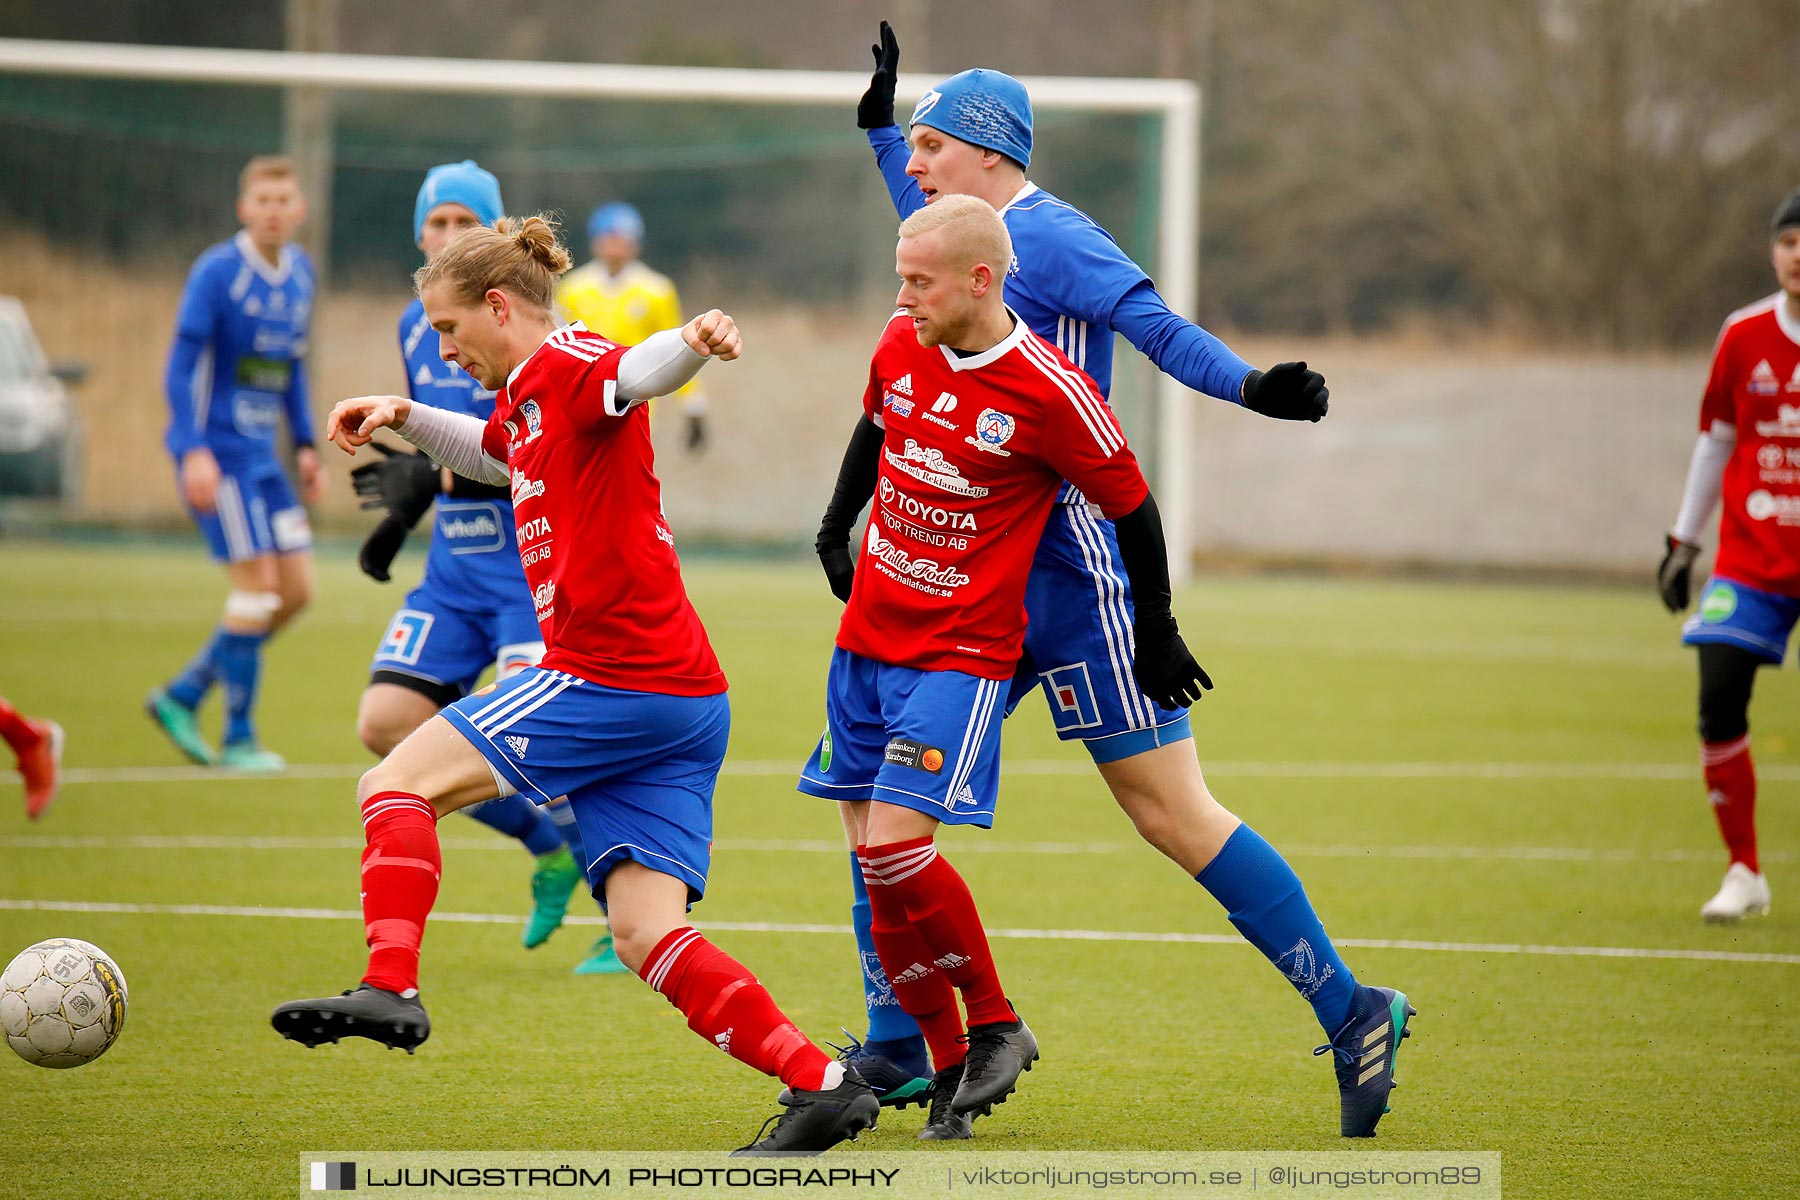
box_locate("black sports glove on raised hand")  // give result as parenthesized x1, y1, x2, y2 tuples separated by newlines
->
(1657, 535, 1701, 613)
(857, 20, 900, 129)
(816, 415, 885, 603)
(358, 516, 412, 584)
(350, 443, 440, 584)
(351, 442, 440, 526)
(1111, 491, 1214, 709)
(1241, 360, 1329, 423)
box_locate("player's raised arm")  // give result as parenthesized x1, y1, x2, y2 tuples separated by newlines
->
(598, 310, 740, 417)
(858, 22, 929, 219)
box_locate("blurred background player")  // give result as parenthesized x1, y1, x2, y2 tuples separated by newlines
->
(349, 160, 623, 974)
(1, 695, 62, 819)
(146, 156, 322, 772)
(1657, 185, 1800, 923)
(556, 203, 709, 455)
(274, 217, 879, 1154)
(816, 26, 1412, 1139)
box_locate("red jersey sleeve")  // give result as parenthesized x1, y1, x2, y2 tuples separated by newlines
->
(480, 406, 510, 463)
(1038, 359, 1149, 519)
(865, 312, 912, 425)
(1699, 320, 1738, 434)
(541, 328, 632, 430)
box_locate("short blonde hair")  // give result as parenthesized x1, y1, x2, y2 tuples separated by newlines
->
(414, 213, 572, 312)
(898, 194, 1012, 277)
(239, 155, 299, 196)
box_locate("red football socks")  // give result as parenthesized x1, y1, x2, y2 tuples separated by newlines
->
(862, 836, 1012, 1029)
(858, 846, 967, 1069)
(358, 791, 442, 994)
(1702, 735, 1759, 873)
(640, 927, 832, 1092)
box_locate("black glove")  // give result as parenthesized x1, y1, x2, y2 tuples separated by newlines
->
(857, 20, 900, 129)
(350, 442, 439, 528)
(685, 412, 709, 455)
(816, 415, 884, 604)
(1131, 613, 1213, 710)
(1657, 535, 1701, 613)
(1241, 361, 1329, 422)
(818, 543, 856, 603)
(358, 514, 412, 584)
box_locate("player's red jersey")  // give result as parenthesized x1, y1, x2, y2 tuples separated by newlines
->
(836, 310, 1149, 679)
(1700, 295, 1800, 596)
(479, 324, 725, 695)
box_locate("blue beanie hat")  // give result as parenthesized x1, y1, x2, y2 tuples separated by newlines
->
(588, 202, 645, 242)
(413, 160, 504, 243)
(909, 68, 1033, 168)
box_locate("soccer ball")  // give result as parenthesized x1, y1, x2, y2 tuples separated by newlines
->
(1, 938, 129, 1068)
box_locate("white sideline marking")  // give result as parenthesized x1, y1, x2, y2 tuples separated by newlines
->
(51, 759, 1784, 786)
(1, 833, 1789, 866)
(1, 898, 1795, 967)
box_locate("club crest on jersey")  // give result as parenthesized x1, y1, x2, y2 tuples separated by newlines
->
(885, 438, 990, 498)
(518, 399, 544, 441)
(967, 408, 1016, 456)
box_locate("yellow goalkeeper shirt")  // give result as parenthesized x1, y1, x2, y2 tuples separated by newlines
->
(555, 260, 705, 413)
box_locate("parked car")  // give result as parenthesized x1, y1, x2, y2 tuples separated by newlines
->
(0, 296, 84, 500)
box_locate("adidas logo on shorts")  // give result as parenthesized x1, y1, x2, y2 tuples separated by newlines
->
(714, 1028, 732, 1054)
(892, 962, 933, 985)
(504, 735, 529, 760)
(934, 952, 971, 970)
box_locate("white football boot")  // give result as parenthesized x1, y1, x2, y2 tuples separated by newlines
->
(1700, 862, 1772, 923)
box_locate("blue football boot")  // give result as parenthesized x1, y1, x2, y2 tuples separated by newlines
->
(1315, 985, 1415, 1137)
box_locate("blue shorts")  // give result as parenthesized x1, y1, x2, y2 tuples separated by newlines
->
(187, 464, 312, 563)
(1682, 575, 1800, 664)
(441, 668, 730, 906)
(370, 580, 545, 701)
(797, 647, 1005, 828)
(1010, 502, 1191, 763)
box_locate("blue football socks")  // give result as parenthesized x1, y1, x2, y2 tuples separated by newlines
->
(547, 798, 586, 864)
(165, 626, 224, 710)
(217, 629, 266, 746)
(851, 850, 926, 1045)
(466, 794, 562, 856)
(1197, 823, 1359, 1034)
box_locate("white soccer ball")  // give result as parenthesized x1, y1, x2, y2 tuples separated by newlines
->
(1, 938, 129, 1068)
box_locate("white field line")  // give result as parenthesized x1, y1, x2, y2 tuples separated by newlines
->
(0, 833, 1787, 867)
(51, 759, 1777, 786)
(1, 897, 1794, 966)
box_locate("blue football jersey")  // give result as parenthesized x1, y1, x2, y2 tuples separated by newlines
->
(164, 231, 315, 467)
(399, 298, 530, 611)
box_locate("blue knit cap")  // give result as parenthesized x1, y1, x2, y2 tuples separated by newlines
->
(413, 160, 503, 243)
(910, 68, 1033, 168)
(588, 202, 645, 242)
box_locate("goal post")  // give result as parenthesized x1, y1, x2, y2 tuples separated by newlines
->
(0, 38, 1200, 581)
